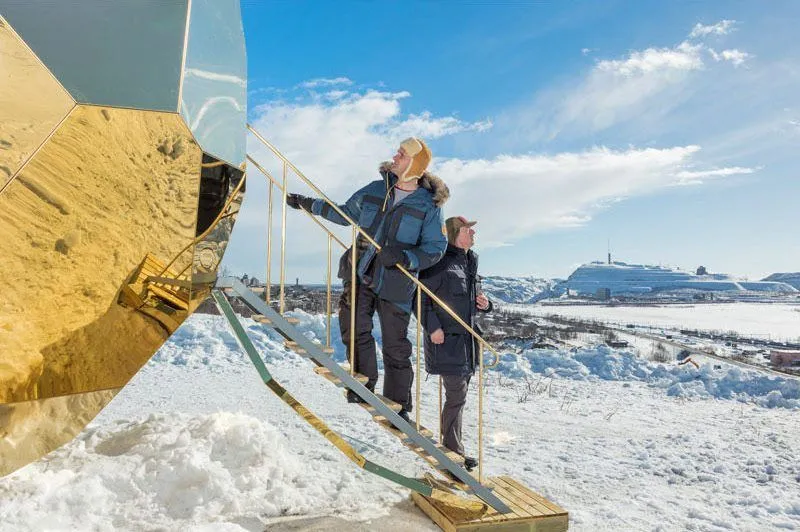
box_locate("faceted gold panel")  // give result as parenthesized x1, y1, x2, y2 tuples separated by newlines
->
(0, 388, 118, 477)
(0, 105, 201, 407)
(0, 16, 74, 188)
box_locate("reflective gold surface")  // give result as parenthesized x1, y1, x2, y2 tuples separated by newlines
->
(0, 388, 118, 476)
(0, 16, 74, 189)
(0, 105, 201, 406)
(0, 5, 247, 478)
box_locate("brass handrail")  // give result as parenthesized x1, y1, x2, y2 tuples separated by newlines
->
(247, 124, 500, 369)
(247, 155, 347, 248)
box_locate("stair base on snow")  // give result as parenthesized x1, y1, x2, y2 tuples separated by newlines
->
(412, 475, 569, 532)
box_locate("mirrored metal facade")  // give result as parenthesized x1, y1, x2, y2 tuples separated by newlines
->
(0, 16, 74, 188)
(180, 0, 247, 167)
(0, 1, 247, 476)
(0, 2, 188, 111)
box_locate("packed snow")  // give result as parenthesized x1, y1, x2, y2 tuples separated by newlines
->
(519, 302, 800, 342)
(1, 311, 799, 531)
(480, 276, 560, 304)
(560, 261, 797, 296)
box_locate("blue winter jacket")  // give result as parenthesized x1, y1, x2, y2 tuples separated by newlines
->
(309, 163, 449, 305)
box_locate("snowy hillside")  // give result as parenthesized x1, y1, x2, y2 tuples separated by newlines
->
(764, 272, 800, 290)
(480, 276, 561, 304)
(560, 261, 797, 296)
(1, 312, 799, 531)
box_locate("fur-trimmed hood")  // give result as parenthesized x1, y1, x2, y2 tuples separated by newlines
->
(379, 162, 449, 207)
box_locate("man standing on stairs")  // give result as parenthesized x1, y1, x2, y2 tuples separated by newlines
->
(285, 137, 449, 422)
(420, 216, 493, 471)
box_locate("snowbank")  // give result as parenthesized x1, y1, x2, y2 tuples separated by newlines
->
(493, 345, 800, 409)
(0, 412, 402, 530)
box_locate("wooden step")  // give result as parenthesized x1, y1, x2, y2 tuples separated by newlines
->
(376, 417, 435, 440)
(285, 316, 301, 324)
(283, 341, 307, 355)
(313, 366, 369, 386)
(412, 476, 569, 531)
(252, 314, 272, 324)
(321, 346, 335, 354)
(356, 393, 403, 414)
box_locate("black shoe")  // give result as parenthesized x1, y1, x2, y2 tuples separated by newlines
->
(395, 408, 411, 426)
(346, 390, 367, 404)
(463, 456, 478, 471)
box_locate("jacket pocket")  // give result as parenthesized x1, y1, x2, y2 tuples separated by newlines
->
(393, 208, 425, 245)
(359, 197, 383, 231)
(446, 269, 468, 295)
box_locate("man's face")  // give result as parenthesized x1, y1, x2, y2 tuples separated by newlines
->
(456, 225, 475, 249)
(391, 147, 412, 177)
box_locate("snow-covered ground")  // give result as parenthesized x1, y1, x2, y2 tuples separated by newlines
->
(481, 276, 560, 304)
(519, 302, 800, 342)
(1, 312, 799, 531)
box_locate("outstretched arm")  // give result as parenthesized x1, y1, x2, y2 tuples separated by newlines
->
(286, 183, 371, 227)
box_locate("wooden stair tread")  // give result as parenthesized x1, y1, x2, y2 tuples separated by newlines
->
(252, 314, 272, 324)
(313, 366, 369, 385)
(357, 393, 403, 413)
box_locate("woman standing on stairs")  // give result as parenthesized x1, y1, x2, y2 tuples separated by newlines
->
(420, 216, 493, 471)
(285, 137, 449, 421)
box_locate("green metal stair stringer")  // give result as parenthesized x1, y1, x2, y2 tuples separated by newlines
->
(210, 287, 435, 498)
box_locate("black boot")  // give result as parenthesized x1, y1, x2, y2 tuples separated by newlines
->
(394, 408, 411, 427)
(346, 390, 368, 404)
(463, 456, 478, 471)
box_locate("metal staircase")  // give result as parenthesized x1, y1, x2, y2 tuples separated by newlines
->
(212, 278, 511, 514)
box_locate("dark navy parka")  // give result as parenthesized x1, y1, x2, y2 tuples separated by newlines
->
(420, 244, 493, 376)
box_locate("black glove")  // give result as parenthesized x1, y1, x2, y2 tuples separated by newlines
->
(286, 193, 314, 211)
(377, 246, 409, 269)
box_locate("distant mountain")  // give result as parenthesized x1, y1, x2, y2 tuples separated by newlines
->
(481, 276, 562, 304)
(560, 261, 797, 296)
(762, 273, 800, 290)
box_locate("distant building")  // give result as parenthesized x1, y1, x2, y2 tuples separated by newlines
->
(770, 350, 800, 367)
(595, 287, 611, 300)
(606, 339, 629, 348)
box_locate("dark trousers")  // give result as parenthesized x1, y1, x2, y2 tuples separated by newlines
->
(441, 374, 471, 456)
(339, 281, 414, 411)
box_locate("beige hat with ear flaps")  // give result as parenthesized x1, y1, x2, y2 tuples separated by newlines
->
(398, 137, 432, 182)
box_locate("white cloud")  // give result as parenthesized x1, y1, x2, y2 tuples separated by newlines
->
(581, 48, 596, 56)
(709, 49, 752, 66)
(231, 86, 755, 281)
(436, 147, 754, 247)
(298, 77, 353, 89)
(690, 20, 736, 39)
(505, 24, 751, 141)
(674, 166, 756, 185)
(392, 112, 493, 139)
(596, 42, 704, 76)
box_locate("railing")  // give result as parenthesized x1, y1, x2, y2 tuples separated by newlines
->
(247, 124, 501, 480)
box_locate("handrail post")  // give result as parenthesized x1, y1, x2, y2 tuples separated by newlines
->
(266, 181, 274, 304)
(280, 161, 287, 314)
(326, 234, 332, 348)
(350, 226, 357, 377)
(416, 285, 422, 431)
(438, 377, 442, 444)
(478, 341, 484, 482)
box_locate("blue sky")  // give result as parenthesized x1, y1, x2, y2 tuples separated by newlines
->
(226, 1, 800, 282)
